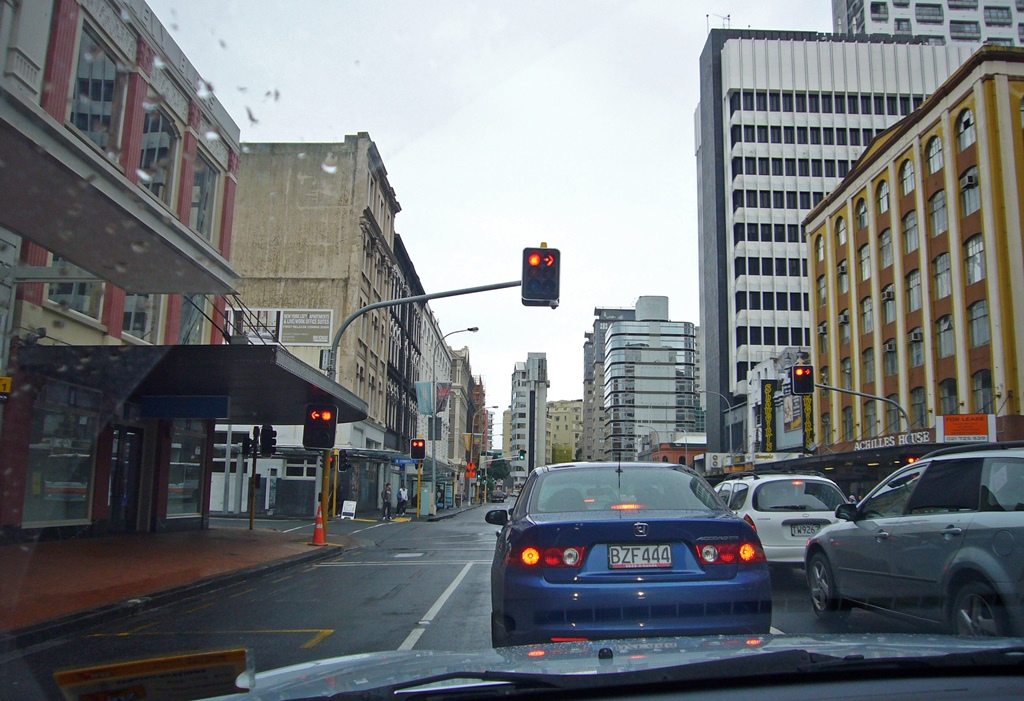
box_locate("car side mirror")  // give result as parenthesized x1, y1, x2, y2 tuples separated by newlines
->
(835, 503, 858, 521)
(485, 509, 509, 526)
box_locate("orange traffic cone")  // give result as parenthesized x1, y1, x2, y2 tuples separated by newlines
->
(310, 505, 327, 546)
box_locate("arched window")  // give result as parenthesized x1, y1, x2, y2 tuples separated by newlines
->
(939, 378, 959, 415)
(968, 300, 990, 348)
(936, 315, 954, 358)
(964, 234, 985, 284)
(900, 159, 915, 196)
(876, 181, 890, 214)
(879, 228, 893, 268)
(815, 234, 825, 262)
(856, 198, 868, 229)
(960, 166, 980, 216)
(956, 109, 976, 151)
(836, 217, 847, 247)
(927, 136, 944, 174)
(910, 386, 927, 428)
(972, 370, 993, 413)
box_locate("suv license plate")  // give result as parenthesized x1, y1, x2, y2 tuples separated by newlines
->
(608, 544, 672, 569)
(791, 524, 820, 536)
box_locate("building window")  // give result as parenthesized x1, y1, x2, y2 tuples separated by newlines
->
(884, 340, 898, 376)
(882, 284, 896, 325)
(939, 379, 959, 415)
(960, 166, 980, 217)
(822, 412, 832, 444)
(841, 359, 852, 391)
(842, 406, 854, 442)
(48, 256, 103, 319)
(817, 275, 827, 307)
(840, 313, 851, 345)
(950, 20, 982, 40)
(871, 2, 890, 20)
(902, 210, 919, 253)
(858, 245, 871, 281)
(179, 294, 206, 345)
(964, 234, 986, 284)
(909, 328, 925, 367)
(929, 190, 948, 237)
(936, 315, 955, 358)
(972, 370, 994, 413)
(969, 300, 990, 347)
(168, 419, 206, 516)
(911, 386, 927, 428)
(916, 4, 945, 23)
(784, 126, 795, 143)
(895, 17, 912, 33)
(876, 181, 890, 214)
(886, 394, 901, 433)
(933, 253, 951, 300)
(138, 107, 178, 205)
(956, 109, 976, 151)
(190, 153, 219, 240)
(856, 199, 868, 229)
(864, 399, 878, 438)
(123, 294, 157, 340)
(879, 228, 893, 268)
(900, 159, 915, 196)
(812, 160, 823, 177)
(861, 296, 874, 333)
(926, 136, 944, 173)
(906, 269, 922, 312)
(818, 327, 829, 354)
(815, 234, 824, 262)
(70, 26, 128, 158)
(836, 217, 847, 247)
(838, 261, 849, 295)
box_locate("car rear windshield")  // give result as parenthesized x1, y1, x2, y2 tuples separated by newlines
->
(531, 467, 722, 514)
(752, 479, 847, 512)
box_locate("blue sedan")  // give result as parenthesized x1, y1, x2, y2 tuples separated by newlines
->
(486, 462, 773, 647)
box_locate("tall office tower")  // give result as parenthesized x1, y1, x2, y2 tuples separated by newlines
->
(834, 0, 1024, 46)
(697, 29, 974, 451)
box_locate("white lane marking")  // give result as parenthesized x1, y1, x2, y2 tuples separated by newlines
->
(770, 626, 785, 635)
(282, 523, 313, 533)
(394, 553, 425, 558)
(397, 562, 474, 651)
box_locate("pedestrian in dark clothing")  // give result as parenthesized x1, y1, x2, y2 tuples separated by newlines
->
(382, 483, 393, 521)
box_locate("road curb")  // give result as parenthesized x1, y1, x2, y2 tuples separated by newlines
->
(2, 542, 345, 651)
(427, 504, 483, 521)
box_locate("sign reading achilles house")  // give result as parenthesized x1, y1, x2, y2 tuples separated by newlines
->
(855, 431, 933, 451)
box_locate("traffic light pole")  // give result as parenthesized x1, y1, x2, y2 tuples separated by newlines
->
(325, 280, 521, 381)
(814, 383, 911, 434)
(249, 426, 259, 531)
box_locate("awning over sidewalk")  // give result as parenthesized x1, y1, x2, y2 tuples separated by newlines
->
(0, 90, 238, 294)
(16, 344, 367, 425)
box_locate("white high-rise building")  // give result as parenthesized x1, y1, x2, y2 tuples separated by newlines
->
(509, 352, 549, 487)
(696, 29, 975, 452)
(833, 0, 1024, 46)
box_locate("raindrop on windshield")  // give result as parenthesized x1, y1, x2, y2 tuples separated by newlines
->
(196, 78, 214, 99)
(130, 241, 150, 254)
(205, 129, 221, 143)
(136, 169, 154, 183)
(153, 55, 166, 70)
(321, 153, 339, 174)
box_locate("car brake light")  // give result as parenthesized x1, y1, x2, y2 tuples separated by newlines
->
(551, 637, 588, 643)
(513, 546, 587, 568)
(695, 541, 766, 565)
(743, 514, 757, 532)
(611, 503, 643, 510)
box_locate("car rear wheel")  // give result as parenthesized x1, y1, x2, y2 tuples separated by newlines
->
(951, 581, 1009, 637)
(807, 552, 850, 621)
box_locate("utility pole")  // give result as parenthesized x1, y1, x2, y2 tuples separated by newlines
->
(248, 426, 259, 531)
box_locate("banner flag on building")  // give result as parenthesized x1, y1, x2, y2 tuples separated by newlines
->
(435, 382, 452, 414)
(416, 382, 433, 415)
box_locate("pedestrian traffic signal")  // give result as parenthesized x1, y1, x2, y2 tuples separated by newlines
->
(259, 424, 277, 456)
(410, 438, 426, 460)
(521, 245, 560, 308)
(303, 403, 338, 450)
(337, 450, 350, 472)
(241, 435, 253, 458)
(790, 364, 815, 395)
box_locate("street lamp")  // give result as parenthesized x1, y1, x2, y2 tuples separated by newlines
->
(427, 326, 478, 517)
(700, 389, 742, 457)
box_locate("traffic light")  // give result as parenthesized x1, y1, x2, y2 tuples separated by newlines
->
(521, 245, 560, 308)
(303, 403, 338, 450)
(259, 424, 277, 457)
(518, 449, 526, 460)
(410, 438, 426, 460)
(790, 364, 815, 395)
(241, 435, 253, 458)
(337, 450, 350, 472)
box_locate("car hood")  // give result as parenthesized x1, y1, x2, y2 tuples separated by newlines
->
(207, 634, 1024, 700)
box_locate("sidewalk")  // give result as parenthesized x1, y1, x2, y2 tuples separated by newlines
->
(0, 526, 356, 647)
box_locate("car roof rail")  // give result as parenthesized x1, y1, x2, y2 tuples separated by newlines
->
(921, 440, 1024, 460)
(720, 467, 828, 481)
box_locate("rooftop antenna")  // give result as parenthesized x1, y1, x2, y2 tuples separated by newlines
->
(706, 13, 731, 33)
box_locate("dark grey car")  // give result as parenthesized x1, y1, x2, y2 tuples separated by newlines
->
(805, 444, 1024, 636)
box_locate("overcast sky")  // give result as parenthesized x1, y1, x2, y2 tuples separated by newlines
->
(150, 0, 833, 420)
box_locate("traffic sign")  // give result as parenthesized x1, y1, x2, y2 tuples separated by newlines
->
(394, 458, 418, 464)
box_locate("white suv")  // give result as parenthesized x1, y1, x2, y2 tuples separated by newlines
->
(716, 472, 849, 565)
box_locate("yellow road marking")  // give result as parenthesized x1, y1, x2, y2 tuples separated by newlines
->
(183, 602, 214, 614)
(228, 588, 255, 598)
(88, 622, 157, 638)
(269, 574, 292, 583)
(89, 629, 334, 648)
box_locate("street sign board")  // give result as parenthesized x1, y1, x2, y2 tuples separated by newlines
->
(394, 458, 418, 464)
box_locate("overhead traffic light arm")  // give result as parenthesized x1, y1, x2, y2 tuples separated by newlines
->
(815, 382, 911, 434)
